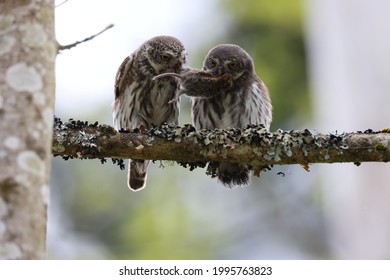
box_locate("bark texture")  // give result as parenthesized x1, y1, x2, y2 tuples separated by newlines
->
(0, 0, 55, 259)
(52, 119, 390, 174)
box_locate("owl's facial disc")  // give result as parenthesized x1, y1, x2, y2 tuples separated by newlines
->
(147, 50, 184, 74)
(206, 57, 245, 80)
(203, 44, 255, 82)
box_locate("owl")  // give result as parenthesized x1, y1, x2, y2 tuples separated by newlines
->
(113, 35, 187, 191)
(191, 44, 272, 186)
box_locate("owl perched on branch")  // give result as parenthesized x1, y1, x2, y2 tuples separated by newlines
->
(113, 36, 187, 191)
(195, 44, 272, 186)
(158, 44, 272, 187)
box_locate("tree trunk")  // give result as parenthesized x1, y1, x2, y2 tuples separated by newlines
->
(0, 0, 55, 259)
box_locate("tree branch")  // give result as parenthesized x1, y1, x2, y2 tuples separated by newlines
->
(55, 0, 69, 8)
(52, 118, 390, 174)
(57, 24, 114, 52)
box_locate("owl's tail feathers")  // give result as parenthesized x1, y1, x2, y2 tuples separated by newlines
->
(217, 163, 251, 187)
(127, 160, 150, 191)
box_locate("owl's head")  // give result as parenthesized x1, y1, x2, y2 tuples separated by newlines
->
(203, 44, 255, 83)
(142, 35, 187, 74)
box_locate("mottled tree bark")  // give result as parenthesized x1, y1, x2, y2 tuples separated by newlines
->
(0, 0, 55, 259)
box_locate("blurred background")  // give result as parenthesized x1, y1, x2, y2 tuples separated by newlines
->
(49, 0, 390, 259)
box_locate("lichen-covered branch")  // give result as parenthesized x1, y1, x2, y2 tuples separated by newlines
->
(52, 118, 390, 173)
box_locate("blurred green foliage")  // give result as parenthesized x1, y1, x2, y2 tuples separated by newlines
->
(222, 0, 310, 128)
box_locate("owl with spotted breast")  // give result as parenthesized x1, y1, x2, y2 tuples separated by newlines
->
(113, 35, 187, 191)
(191, 44, 272, 187)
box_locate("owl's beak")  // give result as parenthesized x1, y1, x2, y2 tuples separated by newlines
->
(216, 66, 225, 76)
(204, 66, 225, 77)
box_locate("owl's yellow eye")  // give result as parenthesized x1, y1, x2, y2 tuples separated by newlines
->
(160, 54, 171, 61)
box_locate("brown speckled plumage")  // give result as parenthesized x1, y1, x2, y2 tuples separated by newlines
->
(191, 44, 272, 186)
(113, 35, 187, 191)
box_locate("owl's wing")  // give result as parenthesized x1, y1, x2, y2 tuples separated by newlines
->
(113, 53, 139, 130)
(248, 77, 272, 129)
(114, 54, 135, 100)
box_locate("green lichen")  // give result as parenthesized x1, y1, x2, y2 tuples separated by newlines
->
(375, 143, 387, 151)
(52, 144, 65, 153)
(20, 22, 47, 49)
(17, 151, 44, 177)
(0, 15, 14, 34)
